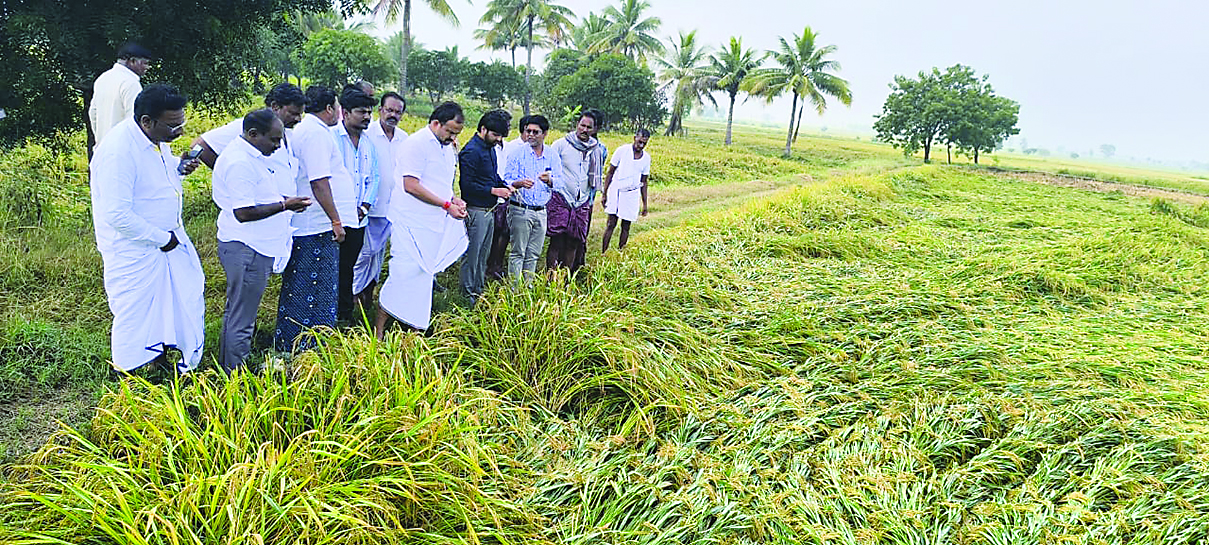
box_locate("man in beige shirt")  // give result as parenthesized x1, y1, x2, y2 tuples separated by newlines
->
(88, 43, 153, 150)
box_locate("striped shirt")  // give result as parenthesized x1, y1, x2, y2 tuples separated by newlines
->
(504, 143, 560, 207)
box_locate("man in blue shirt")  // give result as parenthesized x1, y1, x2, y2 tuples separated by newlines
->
(332, 86, 380, 322)
(503, 114, 558, 282)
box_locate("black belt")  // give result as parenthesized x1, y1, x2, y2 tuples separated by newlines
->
(509, 200, 545, 211)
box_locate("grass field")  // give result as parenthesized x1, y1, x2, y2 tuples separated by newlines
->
(3, 111, 1209, 543)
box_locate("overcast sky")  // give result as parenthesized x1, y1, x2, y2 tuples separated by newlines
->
(368, 0, 1208, 163)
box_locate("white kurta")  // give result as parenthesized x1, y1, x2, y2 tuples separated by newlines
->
(605, 144, 651, 222)
(90, 119, 205, 372)
(379, 127, 468, 329)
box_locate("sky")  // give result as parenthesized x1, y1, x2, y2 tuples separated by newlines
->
(364, 0, 1208, 163)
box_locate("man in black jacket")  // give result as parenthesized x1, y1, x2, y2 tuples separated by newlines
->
(458, 110, 527, 301)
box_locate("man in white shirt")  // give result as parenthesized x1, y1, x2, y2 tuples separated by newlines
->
(332, 86, 380, 323)
(213, 110, 312, 373)
(89, 84, 205, 375)
(601, 129, 652, 252)
(356, 91, 408, 309)
(191, 83, 307, 169)
(274, 86, 356, 351)
(375, 102, 469, 336)
(88, 42, 152, 150)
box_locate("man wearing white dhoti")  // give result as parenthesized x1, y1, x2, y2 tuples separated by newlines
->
(375, 102, 469, 336)
(354, 92, 408, 312)
(89, 84, 205, 374)
(601, 129, 652, 253)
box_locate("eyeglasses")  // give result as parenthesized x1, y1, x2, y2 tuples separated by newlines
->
(523, 128, 543, 135)
(381, 107, 404, 115)
(146, 116, 187, 132)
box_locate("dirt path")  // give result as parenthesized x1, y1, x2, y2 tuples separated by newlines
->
(989, 169, 1209, 205)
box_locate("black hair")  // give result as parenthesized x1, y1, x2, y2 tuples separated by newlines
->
(304, 86, 336, 114)
(429, 101, 464, 124)
(635, 127, 651, 138)
(587, 109, 605, 129)
(117, 42, 154, 60)
(339, 87, 376, 111)
(477, 109, 511, 136)
(517, 115, 531, 132)
(133, 84, 187, 121)
(524, 114, 550, 133)
(265, 83, 306, 108)
(243, 108, 279, 135)
(379, 91, 406, 110)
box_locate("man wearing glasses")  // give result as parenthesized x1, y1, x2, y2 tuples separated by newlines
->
(357, 92, 408, 313)
(88, 42, 154, 150)
(503, 114, 558, 283)
(89, 84, 206, 377)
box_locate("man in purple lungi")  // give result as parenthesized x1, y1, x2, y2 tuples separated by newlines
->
(546, 110, 606, 274)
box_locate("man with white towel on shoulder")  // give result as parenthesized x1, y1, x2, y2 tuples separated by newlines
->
(375, 101, 469, 336)
(89, 83, 205, 376)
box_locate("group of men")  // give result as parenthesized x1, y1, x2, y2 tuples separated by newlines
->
(87, 44, 653, 377)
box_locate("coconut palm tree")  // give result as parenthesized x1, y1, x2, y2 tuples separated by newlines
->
(479, 0, 574, 115)
(745, 26, 851, 157)
(653, 30, 714, 136)
(365, 0, 461, 95)
(708, 36, 763, 146)
(474, 18, 550, 68)
(589, 0, 663, 63)
(571, 12, 609, 52)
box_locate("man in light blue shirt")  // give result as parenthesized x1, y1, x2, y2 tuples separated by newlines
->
(331, 86, 380, 322)
(503, 114, 558, 281)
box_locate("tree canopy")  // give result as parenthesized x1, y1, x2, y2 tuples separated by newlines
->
(873, 64, 1019, 164)
(547, 53, 666, 131)
(0, 0, 330, 143)
(299, 28, 394, 90)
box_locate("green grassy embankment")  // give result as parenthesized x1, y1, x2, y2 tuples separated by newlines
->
(3, 157, 1209, 542)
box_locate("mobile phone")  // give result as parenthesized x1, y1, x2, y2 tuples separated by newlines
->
(177, 145, 203, 174)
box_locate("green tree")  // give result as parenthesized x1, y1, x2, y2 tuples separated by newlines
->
(474, 17, 550, 68)
(948, 86, 1019, 164)
(466, 60, 525, 107)
(570, 12, 610, 53)
(589, 0, 663, 63)
(479, 0, 574, 116)
(299, 28, 394, 90)
(363, 0, 461, 96)
(0, 0, 330, 144)
(549, 53, 665, 130)
(407, 46, 469, 106)
(653, 30, 713, 136)
(1100, 144, 1116, 158)
(708, 36, 763, 146)
(745, 26, 852, 157)
(534, 48, 586, 113)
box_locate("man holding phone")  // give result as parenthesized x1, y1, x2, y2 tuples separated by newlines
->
(502, 114, 558, 283)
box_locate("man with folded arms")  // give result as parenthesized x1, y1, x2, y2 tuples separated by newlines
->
(89, 84, 205, 375)
(503, 114, 558, 282)
(274, 86, 357, 351)
(213, 110, 312, 373)
(376, 102, 469, 336)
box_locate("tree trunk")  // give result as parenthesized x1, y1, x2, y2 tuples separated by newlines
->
(923, 136, 931, 163)
(792, 101, 805, 142)
(510, 46, 516, 68)
(946, 142, 951, 164)
(83, 87, 96, 160)
(524, 15, 533, 116)
(783, 92, 798, 157)
(400, 0, 412, 95)
(974, 148, 980, 164)
(725, 92, 736, 146)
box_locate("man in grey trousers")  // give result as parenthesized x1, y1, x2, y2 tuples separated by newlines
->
(212, 109, 311, 372)
(458, 109, 524, 301)
(502, 114, 558, 283)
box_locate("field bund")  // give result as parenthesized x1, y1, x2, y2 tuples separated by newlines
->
(3, 161, 1209, 543)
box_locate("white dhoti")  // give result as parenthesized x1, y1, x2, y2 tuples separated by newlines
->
(605, 184, 642, 222)
(352, 216, 391, 294)
(379, 216, 468, 330)
(100, 233, 205, 372)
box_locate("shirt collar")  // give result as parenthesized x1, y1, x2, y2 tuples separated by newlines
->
(229, 134, 266, 161)
(125, 117, 158, 152)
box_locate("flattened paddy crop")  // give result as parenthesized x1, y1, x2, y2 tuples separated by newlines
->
(5, 164, 1209, 544)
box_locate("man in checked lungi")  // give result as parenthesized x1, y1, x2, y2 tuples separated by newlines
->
(546, 110, 606, 274)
